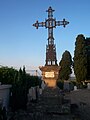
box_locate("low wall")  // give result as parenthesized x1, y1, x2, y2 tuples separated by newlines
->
(0, 84, 12, 110)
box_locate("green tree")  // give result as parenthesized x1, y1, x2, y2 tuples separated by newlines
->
(59, 50, 72, 80)
(0, 66, 42, 111)
(73, 34, 87, 83)
(0, 106, 7, 120)
(56, 80, 64, 89)
(11, 67, 42, 111)
(85, 38, 90, 80)
(11, 67, 27, 111)
(0, 67, 18, 84)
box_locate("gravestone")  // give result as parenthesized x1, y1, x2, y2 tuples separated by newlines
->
(41, 80, 46, 90)
(74, 86, 77, 91)
(39, 88, 42, 95)
(28, 86, 40, 101)
(64, 81, 70, 91)
(28, 87, 36, 101)
(87, 83, 90, 89)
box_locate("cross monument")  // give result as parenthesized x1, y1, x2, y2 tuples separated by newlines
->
(33, 6, 69, 87)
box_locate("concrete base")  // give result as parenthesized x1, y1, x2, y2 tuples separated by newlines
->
(39, 65, 60, 87)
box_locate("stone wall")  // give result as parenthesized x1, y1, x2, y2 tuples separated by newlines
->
(0, 84, 12, 110)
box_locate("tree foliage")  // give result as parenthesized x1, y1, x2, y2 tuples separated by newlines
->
(56, 80, 64, 89)
(11, 67, 42, 111)
(0, 66, 42, 111)
(85, 38, 90, 79)
(59, 50, 72, 80)
(73, 34, 87, 83)
(0, 67, 18, 84)
(0, 107, 7, 120)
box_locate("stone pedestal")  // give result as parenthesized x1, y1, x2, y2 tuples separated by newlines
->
(39, 65, 60, 87)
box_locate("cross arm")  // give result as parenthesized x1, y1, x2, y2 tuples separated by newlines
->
(56, 19, 69, 27)
(33, 20, 46, 29)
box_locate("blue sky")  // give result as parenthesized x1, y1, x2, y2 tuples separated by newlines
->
(0, 0, 90, 70)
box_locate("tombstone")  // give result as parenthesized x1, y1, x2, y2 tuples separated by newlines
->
(74, 86, 77, 91)
(28, 87, 36, 101)
(31, 87, 36, 101)
(28, 88, 33, 101)
(39, 88, 42, 95)
(64, 81, 70, 91)
(36, 86, 40, 99)
(87, 83, 90, 89)
(69, 82, 74, 91)
(28, 86, 40, 101)
(41, 80, 46, 90)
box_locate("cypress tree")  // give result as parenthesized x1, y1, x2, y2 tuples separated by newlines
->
(85, 38, 90, 80)
(73, 34, 87, 83)
(59, 50, 72, 80)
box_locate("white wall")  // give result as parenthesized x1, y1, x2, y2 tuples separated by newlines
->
(0, 85, 12, 110)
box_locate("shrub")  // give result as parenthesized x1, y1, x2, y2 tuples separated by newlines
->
(56, 80, 64, 89)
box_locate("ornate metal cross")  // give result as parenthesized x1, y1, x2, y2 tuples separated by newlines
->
(33, 6, 69, 66)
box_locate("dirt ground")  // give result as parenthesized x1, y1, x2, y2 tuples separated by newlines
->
(8, 88, 90, 120)
(64, 89, 90, 120)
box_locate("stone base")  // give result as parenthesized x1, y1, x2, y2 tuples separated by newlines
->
(44, 79, 56, 87)
(39, 65, 60, 87)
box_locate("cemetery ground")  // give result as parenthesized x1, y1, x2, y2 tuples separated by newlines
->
(65, 89, 90, 120)
(7, 86, 90, 120)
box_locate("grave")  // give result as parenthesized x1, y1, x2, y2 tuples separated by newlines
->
(64, 81, 70, 91)
(28, 85, 41, 102)
(87, 83, 90, 89)
(74, 86, 77, 91)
